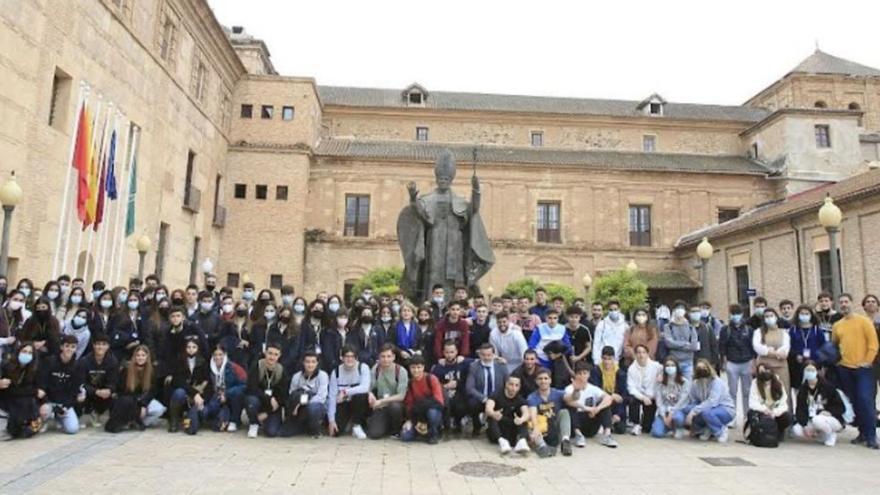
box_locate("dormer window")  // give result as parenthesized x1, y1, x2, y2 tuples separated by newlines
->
(402, 83, 428, 107)
(637, 93, 667, 117)
(409, 92, 423, 105)
(649, 103, 662, 115)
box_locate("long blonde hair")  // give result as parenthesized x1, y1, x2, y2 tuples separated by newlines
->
(125, 345, 154, 393)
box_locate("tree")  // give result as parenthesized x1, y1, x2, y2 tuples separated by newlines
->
(503, 278, 579, 305)
(589, 269, 648, 315)
(351, 267, 403, 299)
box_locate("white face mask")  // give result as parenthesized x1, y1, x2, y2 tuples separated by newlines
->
(282, 295, 295, 305)
(264, 310, 277, 321)
(100, 300, 113, 309)
(47, 290, 60, 301)
(200, 302, 214, 312)
(635, 314, 648, 324)
(328, 302, 340, 312)
(673, 308, 686, 319)
(222, 303, 234, 314)
(8, 300, 23, 311)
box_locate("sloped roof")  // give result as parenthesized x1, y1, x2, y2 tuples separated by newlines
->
(789, 49, 880, 77)
(636, 271, 701, 289)
(315, 140, 770, 175)
(318, 86, 769, 123)
(676, 168, 880, 248)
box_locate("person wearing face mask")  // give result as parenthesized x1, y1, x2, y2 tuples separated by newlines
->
(428, 284, 446, 322)
(203, 273, 219, 304)
(62, 308, 92, 359)
(651, 359, 691, 438)
(674, 359, 735, 442)
(0, 342, 42, 438)
(168, 340, 210, 434)
(623, 308, 658, 366)
(90, 281, 106, 307)
(295, 300, 332, 369)
(16, 278, 35, 310)
(699, 301, 723, 339)
(415, 307, 437, 368)
(591, 300, 629, 365)
(626, 344, 662, 436)
(688, 303, 719, 372)
(661, 300, 700, 379)
(278, 285, 295, 310)
(788, 305, 827, 393)
(832, 293, 879, 449)
(719, 304, 756, 421)
(109, 293, 153, 364)
(240, 283, 256, 311)
(194, 291, 222, 349)
(20, 298, 61, 358)
(37, 335, 85, 434)
(347, 306, 387, 368)
(0, 275, 9, 305)
(271, 306, 301, 371)
(747, 297, 769, 330)
(748, 363, 792, 441)
(793, 360, 846, 446)
(250, 289, 275, 325)
(248, 302, 277, 364)
(76, 333, 119, 428)
(752, 307, 791, 401)
(91, 290, 115, 337)
(59, 287, 87, 324)
(377, 304, 395, 335)
(222, 302, 253, 369)
(2, 290, 30, 358)
(42, 281, 63, 316)
(388, 303, 422, 366)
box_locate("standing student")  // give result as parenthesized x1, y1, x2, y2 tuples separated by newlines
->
(37, 335, 84, 434)
(1, 343, 40, 438)
(753, 308, 791, 399)
(168, 340, 210, 434)
(90, 290, 115, 338)
(719, 304, 754, 419)
(110, 292, 153, 363)
(63, 307, 92, 359)
(792, 361, 845, 447)
(327, 345, 371, 439)
(564, 362, 619, 449)
(469, 304, 493, 357)
(465, 343, 508, 437)
(401, 355, 444, 444)
(591, 300, 629, 364)
(528, 309, 571, 369)
(204, 345, 247, 432)
(76, 333, 119, 427)
(651, 358, 691, 438)
(626, 344, 662, 436)
(223, 302, 253, 369)
(690, 304, 719, 371)
(662, 301, 700, 379)
(106, 345, 166, 432)
(348, 306, 385, 368)
(434, 300, 471, 360)
(748, 363, 792, 441)
(674, 359, 735, 443)
(832, 293, 879, 449)
(367, 344, 408, 439)
(2, 290, 31, 358)
(415, 307, 436, 369)
(430, 340, 471, 434)
(788, 305, 826, 392)
(485, 375, 531, 455)
(527, 368, 571, 457)
(623, 308, 658, 365)
(282, 352, 329, 438)
(564, 306, 593, 366)
(489, 311, 528, 374)
(389, 302, 421, 366)
(245, 342, 288, 438)
(20, 298, 61, 359)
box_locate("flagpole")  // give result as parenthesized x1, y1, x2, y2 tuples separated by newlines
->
(107, 115, 129, 285)
(115, 126, 139, 284)
(86, 102, 113, 283)
(53, 82, 88, 278)
(94, 111, 118, 282)
(72, 94, 103, 277)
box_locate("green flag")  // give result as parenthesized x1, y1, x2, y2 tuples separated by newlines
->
(124, 154, 137, 236)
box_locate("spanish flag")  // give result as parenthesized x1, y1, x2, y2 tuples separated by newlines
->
(72, 104, 93, 223)
(83, 111, 106, 227)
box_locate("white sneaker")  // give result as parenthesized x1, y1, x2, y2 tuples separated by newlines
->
(514, 438, 529, 455)
(631, 425, 642, 436)
(823, 431, 837, 447)
(352, 424, 367, 440)
(227, 423, 237, 433)
(698, 429, 712, 441)
(791, 424, 804, 438)
(498, 438, 512, 455)
(247, 424, 259, 438)
(90, 412, 102, 428)
(717, 428, 729, 443)
(674, 428, 685, 439)
(573, 432, 587, 448)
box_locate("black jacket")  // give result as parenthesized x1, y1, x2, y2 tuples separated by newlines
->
(719, 322, 755, 364)
(171, 355, 210, 399)
(116, 366, 157, 408)
(159, 321, 208, 371)
(345, 323, 386, 368)
(795, 379, 845, 426)
(469, 320, 492, 358)
(194, 311, 222, 348)
(246, 360, 288, 411)
(76, 352, 119, 396)
(109, 312, 153, 362)
(38, 355, 82, 407)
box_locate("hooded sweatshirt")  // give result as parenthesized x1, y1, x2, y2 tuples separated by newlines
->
(528, 322, 571, 367)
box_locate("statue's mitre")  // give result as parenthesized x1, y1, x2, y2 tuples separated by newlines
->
(434, 149, 457, 177)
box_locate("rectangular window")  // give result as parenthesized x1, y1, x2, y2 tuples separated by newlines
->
(649, 102, 662, 115)
(227, 272, 240, 288)
(629, 205, 652, 246)
(344, 194, 370, 237)
(734, 265, 750, 315)
(416, 127, 429, 142)
(344, 282, 355, 306)
(817, 250, 842, 294)
(191, 59, 207, 101)
(276, 185, 288, 201)
(531, 131, 543, 147)
(189, 236, 201, 285)
(158, 12, 177, 62)
(536, 201, 561, 244)
(261, 105, 274, 119)
(240, 104, 253, 118)
(408, 93, 423, 104)
(234, 183, 247, 199)
(48, 68, 72, 128)
(718, 208, 740, 224)
(642, 135, 656, 152)
(184, 150, 196, 207)
(815, 125, 831, 148)
(255, 185, 267, 200)
(282, 106, 295, 121)
(270, 274, 283, 290)
(155, 222, 170, 280)
(751, 142, 759, 159)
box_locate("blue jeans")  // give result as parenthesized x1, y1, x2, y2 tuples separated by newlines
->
(245, 394, 282, 437)
(41, 403, 79, 434)
(673, 405, 733, 437)
(170, 388, 202, 434)
(203, 388, 245, 429)
(651, 414, 674, 438)
(401, 408, 442, 442)
(838, 366, 877, 444)
(678, 361, 694, 380)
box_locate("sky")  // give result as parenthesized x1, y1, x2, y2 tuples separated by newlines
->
(208, 0, 880, 106)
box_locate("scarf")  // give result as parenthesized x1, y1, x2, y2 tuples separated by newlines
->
(210, 355, 228, 390)
(257, 359, 284, 389)
(396, 320, 416, 350)
(601, 363, 619, 394)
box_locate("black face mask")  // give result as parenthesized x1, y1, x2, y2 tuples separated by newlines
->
(695, 368, 710, 379)
(35, 309, 50, 321)
(311, 310, 324, 319)
(758, 371, 773, 381)
(280, 315, 291, 324)
(418, 318, 429, 324)
(235, 308, 247, 317)
(361, 316, 374, 324)
(172, 298, 184, 306)
(159, 307, 170, 316)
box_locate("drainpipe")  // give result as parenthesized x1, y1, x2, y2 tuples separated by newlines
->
(789, 218, 805, 303)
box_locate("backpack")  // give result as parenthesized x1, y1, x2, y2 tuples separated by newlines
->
(744, 410, 779, 448)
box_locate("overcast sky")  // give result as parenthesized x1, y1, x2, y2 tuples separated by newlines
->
(209, 0, 880, 106)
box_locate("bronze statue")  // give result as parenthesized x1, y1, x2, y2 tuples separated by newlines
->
(397, 150, 494, 303)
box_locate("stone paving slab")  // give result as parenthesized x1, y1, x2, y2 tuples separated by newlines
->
(0, 425, 878, 495)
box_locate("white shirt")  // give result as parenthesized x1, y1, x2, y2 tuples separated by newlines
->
(564, 383, 607, 409)
(627, 359, 663, 401)
(592, 317, 629, 364)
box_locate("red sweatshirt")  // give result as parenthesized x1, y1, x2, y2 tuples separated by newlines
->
(434, 317, 471, 358)
(404, 374, 445, 419)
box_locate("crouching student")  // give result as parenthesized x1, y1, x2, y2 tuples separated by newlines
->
(281, 351, 329, 438)
(564, 362, 618, 449)
(38, 335, 85, 434)
(626, 344, 662, 436)
(245, 342, 288, 438)
(748, 363, 792, 442)
(793, 361, 845, 446)
(401, 355, 444, 444)
(527, 368, 571, 457)
(431, 340, 472, 435)
(589, 346, 628, 434)
(651, 358, 690, 438)
(204, 345, 247, 432)
(367, 344, 408, 439)
(1, 343, 42, 438)
(485, 375, 531, 455)
(328, 345, 371, 439)
(106, 345, 166, 432)
(674, 359, 735, 443)
(168, 340, 210, 434)
(76, 333, 119, 428)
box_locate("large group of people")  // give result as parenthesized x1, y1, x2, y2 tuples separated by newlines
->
(1, 274, 878, 455)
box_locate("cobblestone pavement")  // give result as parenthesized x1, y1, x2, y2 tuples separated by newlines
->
(0, 424, 877, 494)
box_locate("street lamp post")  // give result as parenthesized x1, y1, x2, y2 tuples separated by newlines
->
(136, 234, 151, 280)
(818, 195, 843, 301)
(0, 171, 23, 275)
(582, 273, 592, 306)
(697, 237, 714, 302)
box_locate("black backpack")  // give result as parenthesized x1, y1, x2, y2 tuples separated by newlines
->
(744, 411, 779, 448)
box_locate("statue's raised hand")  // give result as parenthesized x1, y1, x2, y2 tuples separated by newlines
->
(407, 181, 419, 201)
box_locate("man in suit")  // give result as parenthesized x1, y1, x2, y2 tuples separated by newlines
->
(465, 342, 509, 437)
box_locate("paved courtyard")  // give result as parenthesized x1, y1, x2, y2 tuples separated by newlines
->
(1, 423, 877, 495)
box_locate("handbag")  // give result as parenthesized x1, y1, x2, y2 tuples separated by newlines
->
(816, 341, 841, 366)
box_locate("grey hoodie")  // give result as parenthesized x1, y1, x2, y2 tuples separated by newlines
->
(662, 320, 699, 364)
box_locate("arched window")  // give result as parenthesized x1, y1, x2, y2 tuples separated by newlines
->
(848, 102, 861, 110)
(814, 100, 828, 109)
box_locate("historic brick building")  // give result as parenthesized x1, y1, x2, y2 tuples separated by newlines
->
(1, 0, 878, 310)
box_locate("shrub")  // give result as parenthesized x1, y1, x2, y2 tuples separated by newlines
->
(589, 269, 648, 315)
(351, 267, 403, 299)
(503, 278, 580, 305)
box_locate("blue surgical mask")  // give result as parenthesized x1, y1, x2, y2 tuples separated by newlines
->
(46, 290, 60, 301)
(200, 302, 214, 312)
(798, 314, 812, 324)
(754, 307, 765, 316)
(282, 295, 295, 306)
(18, 352, 33, 365)
(689, 311, 702, 323)
(664, 365, 677, 376)
(764, 316, 777, 327)
(730, 314, 742, 324)
(803, 369, 818, 382)
(608, 310, 620, 321)
(118, 292, 128, 304)
(242, 290, 255, 301)
(70, 295, 83, 305)
(264, 310, 277, 321)
(92, 290, 103, 301)
(433, 296, 444, 305)
(100, 300, 113, 309)
(19, 287, 31, 297)
(329, 302, 340, 312)
(700, 309, 710, 319)
(128, 300, 139, 310)
(73, 316, 88, 328)
(293, 304, 305, 314)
